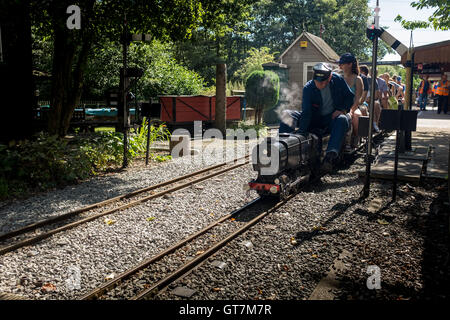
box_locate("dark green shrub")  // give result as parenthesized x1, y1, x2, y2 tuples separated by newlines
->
(245, 70, 280, 125)
(0, 122, 171, 200)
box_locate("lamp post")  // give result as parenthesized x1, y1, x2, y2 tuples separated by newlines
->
(362, 0, 380, 198)
(121, 14, 129, 168)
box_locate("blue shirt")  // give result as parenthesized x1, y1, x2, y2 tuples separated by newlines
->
(298, 73, 354, 135)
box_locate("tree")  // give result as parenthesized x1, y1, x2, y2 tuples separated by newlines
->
(174, 0, 257, 85)
(395, 0, 449, 31)
(83, 41, 206, 100)
(249, 0, 341, 54)
(0, 0, 34, 143)
(31, 0, 206, 137)
(322, 0, 394, 60)
(245, 70, 280, 125)
(248, 0, 393, 61)
(234, 47, 275, 83)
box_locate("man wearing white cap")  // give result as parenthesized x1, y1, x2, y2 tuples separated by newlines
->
(279, 62, 354, 173)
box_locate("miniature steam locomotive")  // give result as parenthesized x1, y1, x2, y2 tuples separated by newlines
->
(247, 132, 321, 199)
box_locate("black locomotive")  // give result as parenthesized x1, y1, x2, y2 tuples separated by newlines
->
(248, 132, 321, 199)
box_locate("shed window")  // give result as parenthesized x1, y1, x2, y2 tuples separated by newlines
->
(307, 66, 314, 82)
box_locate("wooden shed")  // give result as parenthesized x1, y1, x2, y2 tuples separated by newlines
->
(279, 31, 339, 92)
(400, 40, 450, 81)
(253, 32, 340, 125)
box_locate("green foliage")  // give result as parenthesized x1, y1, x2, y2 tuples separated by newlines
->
(395, 0, 449, 31)
(84, 41, 206, 99)
(227, 81, 245, 96)
(247, 0, 393, 62)
(29, 0, 209, 136)
(173, 0, 257, 85)
(31, 26, 53, 99)
(394, 15, 430, 30)
(234, 47, 275, 82)
(0, 134, 92, 198)
(198, 81, 245, 96)
(245, 70, 280, 110)
(0, 123, 171, 200)
(324, 0, 393, 60)
(229, 121, 268, 138)
(155, 155, 173, 162)
(245, 70, 280, 125)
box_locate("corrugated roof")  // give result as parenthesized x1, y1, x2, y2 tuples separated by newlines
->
(279, 31, 339, 63)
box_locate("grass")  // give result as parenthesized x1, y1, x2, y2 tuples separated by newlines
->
(95, 127, 116, 133)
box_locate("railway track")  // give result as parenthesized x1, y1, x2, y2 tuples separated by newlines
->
(103, 135, 387, 301)
(80, 186, 303, 300)
(0, 156, 250, 256)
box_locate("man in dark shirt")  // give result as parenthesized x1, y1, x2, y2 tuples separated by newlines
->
(279, 63, 354, 173)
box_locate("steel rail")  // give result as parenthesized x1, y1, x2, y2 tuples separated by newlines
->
(83, 133, 386, 300)
(0, 158, 250, 256)
(132, 193, 295, 300)
(80, 197, 262, 300)
(0, 156, 248, 243)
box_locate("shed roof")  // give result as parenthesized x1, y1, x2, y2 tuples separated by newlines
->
(401, 40, 450, 65)
(262, 62, 288, 69)
(279, 31, 339, 63)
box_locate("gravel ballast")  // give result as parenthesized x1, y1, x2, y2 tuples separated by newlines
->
(0, 139, 259, 300)
(0, 135, 448, 300)
(155, 156, 449, 300)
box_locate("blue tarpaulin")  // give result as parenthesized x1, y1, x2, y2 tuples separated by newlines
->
(39, 105, 136, 117)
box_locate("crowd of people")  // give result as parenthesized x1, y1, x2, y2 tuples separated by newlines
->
(278, 52, 449, 173)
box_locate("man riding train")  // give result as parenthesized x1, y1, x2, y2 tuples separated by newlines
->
(278, 62, 354, 174)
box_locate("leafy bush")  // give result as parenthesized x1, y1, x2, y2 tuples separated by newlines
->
(84, 40, 206, 100)
(0, 134, 92, 198)
(234, 47, 275, 83)
(0, 122, 171, 200)
(245, 70, 280, 124)
(229, 121, 268, 138)
(198, 81, 245, 96)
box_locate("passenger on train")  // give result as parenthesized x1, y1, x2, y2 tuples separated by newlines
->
(337, 53, 363, 152)
(395, 75, 405, 103)
(359, 65, 381, 132)
(278, 62, 354, 173)
(376, 72, 389, 110)
(381, 73, 393, 107)
(359, 67, 370, 112)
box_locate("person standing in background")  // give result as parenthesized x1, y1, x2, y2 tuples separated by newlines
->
(435, 74, 449, 114)
(417, 74, 432, 111)
(432, 81, 439, 109)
